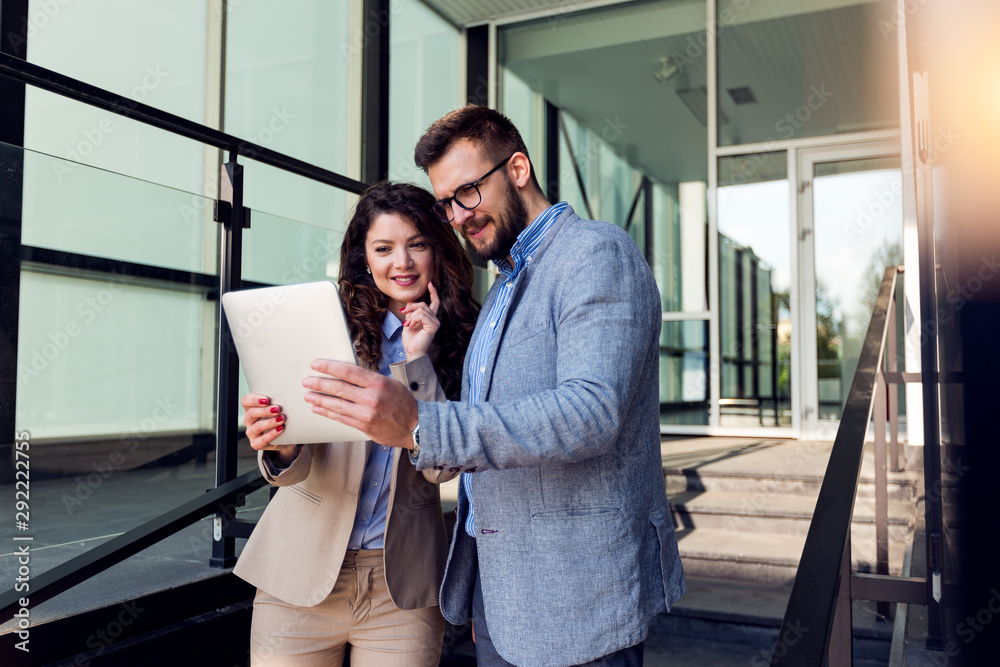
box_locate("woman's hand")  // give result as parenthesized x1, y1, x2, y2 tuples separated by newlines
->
(241, 393, 298, 465)
(401, 281, 441, 361)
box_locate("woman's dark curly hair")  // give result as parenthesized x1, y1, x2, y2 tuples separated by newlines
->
(338, 181, 480, 400)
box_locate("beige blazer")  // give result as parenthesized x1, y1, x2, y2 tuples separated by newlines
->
(234, 354, 456, 609)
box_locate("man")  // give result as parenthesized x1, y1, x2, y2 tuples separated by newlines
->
(304, 106, 685, 666)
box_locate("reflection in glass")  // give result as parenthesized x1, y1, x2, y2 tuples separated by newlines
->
(660, 320, 709, 425)
(812, 157, 902, 420)
(717, 152, 791, 427)
(716, 0, 898, 146)
(499, 1, 710, 425)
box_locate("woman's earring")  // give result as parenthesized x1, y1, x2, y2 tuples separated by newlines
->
(366, 267, 371, 274)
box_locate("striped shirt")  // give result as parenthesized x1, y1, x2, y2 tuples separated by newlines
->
(463, 201, 568, 537)
(347, 311, 408, 549)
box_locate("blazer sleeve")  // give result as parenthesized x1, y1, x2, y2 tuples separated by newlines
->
(257, 443, 313, 487)
(414, 231, 661, 472)
(390, 354, 459, 485)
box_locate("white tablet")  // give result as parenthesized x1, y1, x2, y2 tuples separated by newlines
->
(221, 281, 368, 445)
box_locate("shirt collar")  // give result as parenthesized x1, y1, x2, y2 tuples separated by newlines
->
(381, 311, 403, 340)
(495, 201, 568, 278)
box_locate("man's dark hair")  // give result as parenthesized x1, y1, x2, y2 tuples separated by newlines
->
(414, 104, 542, 193)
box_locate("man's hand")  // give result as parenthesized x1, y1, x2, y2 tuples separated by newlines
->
(303, 360, 417, 449)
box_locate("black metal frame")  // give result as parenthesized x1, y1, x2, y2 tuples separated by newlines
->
(361, 0, 390, 184)
(466, 25, 490, 107)
(0, 0, 28, 486)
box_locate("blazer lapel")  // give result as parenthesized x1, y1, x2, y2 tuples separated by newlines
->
(477, 272, 529, 401)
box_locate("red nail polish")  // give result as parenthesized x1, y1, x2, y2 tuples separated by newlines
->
(270, 406, 280, 413)
(259, 398, 269, 405)
(276, 425, 284, 433)
(276, 415, 284, 423)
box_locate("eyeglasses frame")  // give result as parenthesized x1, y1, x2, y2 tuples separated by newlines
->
(431, 154, 515, 223)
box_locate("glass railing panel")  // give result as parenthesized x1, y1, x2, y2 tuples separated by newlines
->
(242, 208, 346, 287)
(17, 142, 217, 275)
(1, 143, 265, 624)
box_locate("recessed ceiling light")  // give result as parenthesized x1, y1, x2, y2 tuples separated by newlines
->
(727, 86, 757, 105)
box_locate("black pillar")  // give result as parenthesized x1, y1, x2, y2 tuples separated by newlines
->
(361, 0, 390, 184)
(466, 25, 489, 106)
(0, 0, 29, 485)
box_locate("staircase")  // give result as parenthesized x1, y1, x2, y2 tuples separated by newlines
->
(657, 436, 919, 664)
(437, 436, 920, 665)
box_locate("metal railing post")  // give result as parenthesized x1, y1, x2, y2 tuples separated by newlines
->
(211, 154, 245, 568)
(887, 277, 901, 472)
(874, 369, 891, 620)
(828, 538, 854, 666)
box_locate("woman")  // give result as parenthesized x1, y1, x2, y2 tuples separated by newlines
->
(233, 181, 479, 666)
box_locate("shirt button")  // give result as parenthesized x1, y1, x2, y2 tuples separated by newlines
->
(382, 446, 387, 451)
(372, 482, 378, 487)
(410, 381, 419, 391)
(361, 516, 367, 521)
(480, 366, 485, 372)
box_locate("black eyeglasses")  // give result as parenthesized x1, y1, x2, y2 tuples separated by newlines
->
(431, 155, 513, 223)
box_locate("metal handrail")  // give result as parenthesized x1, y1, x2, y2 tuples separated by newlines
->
(0, 52, 368, 195)
(0, 469, 267, 620)
(772, 266, 901, 665)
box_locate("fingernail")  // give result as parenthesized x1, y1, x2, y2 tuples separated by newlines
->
(310, 361, 319, 370)
(276, 415, 284, 423)
(270, 406, 280, 413)
(259, 398, 269, 405)
(276, 425, 284, 433)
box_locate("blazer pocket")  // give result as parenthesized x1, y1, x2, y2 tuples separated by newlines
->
(503, 325, 550, 351)
(286, 484, 322, 505)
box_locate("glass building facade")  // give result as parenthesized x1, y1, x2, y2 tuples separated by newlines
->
(1, 0, 917, 619)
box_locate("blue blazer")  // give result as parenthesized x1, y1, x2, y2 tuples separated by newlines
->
(415, 206, 686, 666)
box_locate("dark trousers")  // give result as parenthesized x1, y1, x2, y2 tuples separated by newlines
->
(471, 563, 644, 667)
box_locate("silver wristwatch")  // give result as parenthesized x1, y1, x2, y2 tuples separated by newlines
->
(409, 422, 420, 460)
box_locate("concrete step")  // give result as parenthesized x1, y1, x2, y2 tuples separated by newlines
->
(664, 468, 917, 501)
(655, 576, 893, 664)
(669, 489, 914, 540)
(676, 528, 907, 585)
(661, 438, 918, 501)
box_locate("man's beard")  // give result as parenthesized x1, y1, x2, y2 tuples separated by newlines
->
(463, 175, 530, 262)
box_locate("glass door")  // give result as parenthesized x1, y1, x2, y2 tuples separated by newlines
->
(797, 142, 902, 438)
(716, 151, 794, 430)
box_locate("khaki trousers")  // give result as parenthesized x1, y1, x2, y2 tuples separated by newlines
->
(249, 549, 445, 666)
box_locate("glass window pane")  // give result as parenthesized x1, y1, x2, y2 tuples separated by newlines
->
(501, 0, 709, 315)
(717, 0, 898, 146)
(660, 320, 709, 425)
(226, 0, 351, 227)
(812, 156, 902, 420)
(389, 0, 463, 187)
(717, 152, 792, 427)
(23, 0, 210, 196)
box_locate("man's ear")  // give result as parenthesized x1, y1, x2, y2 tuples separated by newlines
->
(508, 152, 533, 189)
